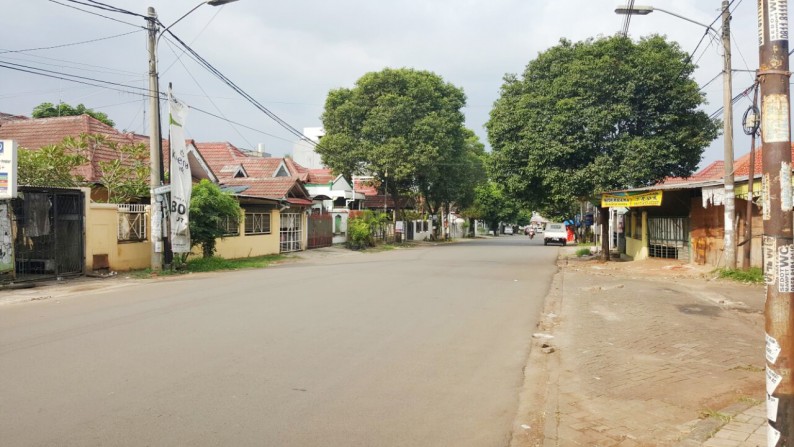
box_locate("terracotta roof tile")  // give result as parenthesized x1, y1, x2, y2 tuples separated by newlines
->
(0, 114, 148, 182)
(306, 168, 335, 184)
(221, 177, 300, 199)
(732, 145, 794, 177)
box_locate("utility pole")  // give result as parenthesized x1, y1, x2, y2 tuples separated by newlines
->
(722, 0, 736, 269)
(742, 84, 760, 270)
(759, 0, 793, 444)
(147, 7, 163, 272)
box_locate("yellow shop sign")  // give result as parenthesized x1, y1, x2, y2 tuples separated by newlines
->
(601, 191, 662, 208)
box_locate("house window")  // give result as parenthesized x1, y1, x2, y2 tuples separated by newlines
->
(220, 216, 240, 236)
(117, 204, 147, 242)
(245, 212, 271, 235)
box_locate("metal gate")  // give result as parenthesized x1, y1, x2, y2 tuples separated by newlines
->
(307, 212, 332, 249)
(648, 217, 690, 260)
(11, 189, 84, 281)
(280, 213, 303, 253)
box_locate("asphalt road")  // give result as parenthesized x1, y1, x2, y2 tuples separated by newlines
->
(0, 236, 558, 446)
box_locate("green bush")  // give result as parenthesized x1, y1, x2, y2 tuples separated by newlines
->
(575, 248, 591, 257)
(346, 210, 391, 250)
(347, 218, 373, 250)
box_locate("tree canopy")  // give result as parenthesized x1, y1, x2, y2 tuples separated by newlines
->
(32, 102, 115, 127)
(486, 35, 720, 214)
(318, 67, 483, 216)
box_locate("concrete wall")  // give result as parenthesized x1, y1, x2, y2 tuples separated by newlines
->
(85, 197, 151, 272)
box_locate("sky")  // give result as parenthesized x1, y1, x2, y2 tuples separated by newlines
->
(0, 0, 770, 169)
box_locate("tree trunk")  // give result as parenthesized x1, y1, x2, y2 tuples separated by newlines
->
(599, 207, 609, 261)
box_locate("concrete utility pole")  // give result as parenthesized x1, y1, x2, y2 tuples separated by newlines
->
(722, 0, 737, 269)
(147, 7, 163, 272)
(759, 0, 793, 444)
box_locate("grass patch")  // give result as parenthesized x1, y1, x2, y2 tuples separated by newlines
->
(716, 267, 763, 284)
(699, 408, 732, 423)
(131, 254, 284, 277)
(575, 248, 592, 257)
(186, 254, 284, 272)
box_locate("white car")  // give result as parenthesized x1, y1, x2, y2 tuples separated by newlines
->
(504, 226, 514, 235)
(543, 223, 568, 246)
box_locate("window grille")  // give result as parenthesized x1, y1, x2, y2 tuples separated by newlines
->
(245, 212, 271, 235)
(118, 204, 147, 242)
(220, 216, 240, 236)
(280, 213, 302, 252)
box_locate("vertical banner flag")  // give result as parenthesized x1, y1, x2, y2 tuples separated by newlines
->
(168, 88, 191, 253)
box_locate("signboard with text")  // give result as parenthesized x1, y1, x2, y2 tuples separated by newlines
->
(0, 140, 18, 199)
(601, 191, 662, 208)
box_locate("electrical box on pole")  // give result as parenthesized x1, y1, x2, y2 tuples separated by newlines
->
(759, 0, 793, 444)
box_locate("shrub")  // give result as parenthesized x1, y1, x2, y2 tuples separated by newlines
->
(716, 267, 763, 284)
(347, 217, 373, 250)
(575, 248, 592, 257)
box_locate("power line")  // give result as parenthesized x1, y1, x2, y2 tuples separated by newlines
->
(163, 29, 315, 146)
(47, 0, 143, 28)
(189, 107, 302, 144)
(0, 53, 142, 78)
(0, 60, 157, 99)
(62, 0, 146, 18)
(162, 37, 255, 148)
(1, 61, 303, 144)
(0, 30, 143, 55)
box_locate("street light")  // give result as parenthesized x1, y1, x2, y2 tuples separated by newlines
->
(615, 2, 736, 269)
(146, 0, 239, 271)
(615, 5, 718, 35)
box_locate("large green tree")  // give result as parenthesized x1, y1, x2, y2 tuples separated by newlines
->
(487, 35, 719, 215)
(32, 102, 115, 127)
(318, 68, 474, 218)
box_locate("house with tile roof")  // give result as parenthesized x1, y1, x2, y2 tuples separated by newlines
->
(192, 141, 314, 253)
(304, 168, 365, 244)
(0, 114, 223, 275)
(597, 150, 777, 268)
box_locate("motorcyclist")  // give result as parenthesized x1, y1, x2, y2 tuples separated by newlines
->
(528, 227, 536, 239)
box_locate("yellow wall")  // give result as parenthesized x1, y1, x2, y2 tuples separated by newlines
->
(194, 208, 281, 259)
(624, 211, 649, 260)
(84, 193, 151, 272)
(87, 201, 299, 271)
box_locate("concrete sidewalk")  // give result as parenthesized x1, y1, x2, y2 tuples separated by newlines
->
(512, 251, 767, 447)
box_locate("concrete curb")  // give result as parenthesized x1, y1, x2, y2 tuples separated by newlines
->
(510, 256, 566, 447)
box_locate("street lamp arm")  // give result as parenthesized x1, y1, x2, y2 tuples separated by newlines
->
(651, 7, 719, 37)
(155, 2, 205, 47)
(155, 0, 238, 47)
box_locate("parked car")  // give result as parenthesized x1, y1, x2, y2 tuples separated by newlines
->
(544, 223, 567, 246)
(504, 226, 514, 235)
